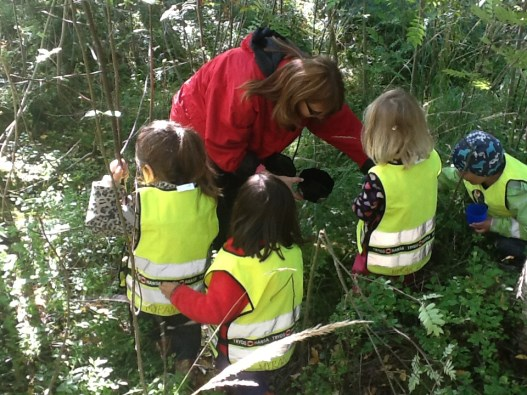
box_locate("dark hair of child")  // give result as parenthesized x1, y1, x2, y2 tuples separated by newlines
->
(135, 120, 220, 199)
(229, 173, 303, 261)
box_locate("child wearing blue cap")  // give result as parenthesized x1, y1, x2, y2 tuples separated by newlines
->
(441, 130, 527, 265)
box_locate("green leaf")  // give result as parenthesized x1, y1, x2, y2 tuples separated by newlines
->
(471, 79, 491, 90)
(406, 16, 425, 48)
(418, 303, 445, 337)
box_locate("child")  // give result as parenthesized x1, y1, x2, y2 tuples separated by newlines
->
(441, 130, 527, 265)
(85, 120, 220, 370)
(352, 88, 441, 277)
(160, 173, 303, 395)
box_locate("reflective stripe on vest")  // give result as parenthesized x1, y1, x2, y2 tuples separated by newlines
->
(126, 274, 205, 316)
(134, 255, 207, 281)
(464, 153, 527, 218)
(359, 150, 441, 275)
(227, 307, 300, 371)
(129, 186, 218, 316)
(205, 245, 303, 371)
(227, 306, 301, 340)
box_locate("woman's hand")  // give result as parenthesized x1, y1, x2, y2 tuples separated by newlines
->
(159, 281, 180, 299)
(470, 217, 492, 234)
(274, 175, 304, 200)
(109, 159, 129, 183)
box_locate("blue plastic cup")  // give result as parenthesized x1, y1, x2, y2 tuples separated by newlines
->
(465, 203, 488, 224)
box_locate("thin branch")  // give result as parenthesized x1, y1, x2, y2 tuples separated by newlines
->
(82, 0, 121, 158)
(302, 230, 323, 329)
(37, 216, 73, 394)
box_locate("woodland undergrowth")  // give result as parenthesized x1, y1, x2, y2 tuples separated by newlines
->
(1, 0, 527, 394)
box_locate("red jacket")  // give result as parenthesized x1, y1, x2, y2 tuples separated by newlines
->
(170, 33, 368, 173)
(170, 239, 250, 356)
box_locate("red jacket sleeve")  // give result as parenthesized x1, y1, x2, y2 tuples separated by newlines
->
(170, 271, 249, 325)
(307, 104, 368, 168)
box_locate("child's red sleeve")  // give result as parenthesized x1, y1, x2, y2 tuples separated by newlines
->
(170, 271, 249, 325)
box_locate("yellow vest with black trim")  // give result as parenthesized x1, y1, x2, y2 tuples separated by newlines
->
(127, 185, 218, 316)
(464, 153, 527, 218)
(204, 245, 303, 371)
(357, 150, 441, 275)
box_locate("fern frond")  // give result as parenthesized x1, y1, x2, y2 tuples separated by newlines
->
(418, 303, 445, 337)
(408, 355, 422, 393)
(443, 359, 456, 380)
(406, 16, 425, 48)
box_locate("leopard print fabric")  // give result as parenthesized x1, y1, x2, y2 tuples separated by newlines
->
(85, 180, 182, 236)
(85, 180, 135, 236)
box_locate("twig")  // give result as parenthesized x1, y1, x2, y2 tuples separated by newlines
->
(82, 0, 121, 158)
(68, 2, 147, 393)
(516, 259, 527, 300)
(319, 229, 349, 294)
(302, 230, 323, 329)
(37, 216, 73, 394)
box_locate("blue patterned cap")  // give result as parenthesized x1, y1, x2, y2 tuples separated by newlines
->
(452, 130, 505, 176)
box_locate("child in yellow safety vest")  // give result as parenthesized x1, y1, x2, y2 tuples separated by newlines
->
(160, 173, 303, 395)
(440, 130, 527, 267)
(351, 88, 441, 279)
(85, 120, 220, 372)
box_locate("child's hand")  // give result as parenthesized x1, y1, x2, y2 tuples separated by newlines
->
(109, 159, 129, 183)
(470, 217, 492, 234)
(160, 281, 180, 299)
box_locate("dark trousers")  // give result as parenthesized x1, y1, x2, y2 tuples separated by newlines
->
(495, 235, 527, 266)
(212, 172, 245, 251)
(134, 311, 201, 360)
(215, 354, 272, 395)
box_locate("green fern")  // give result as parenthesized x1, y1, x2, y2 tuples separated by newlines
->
(443, 359, 456, 380)
(418, 303, 445, 337)
(406, 16, 425, 48)
(408, 355, 422, 393)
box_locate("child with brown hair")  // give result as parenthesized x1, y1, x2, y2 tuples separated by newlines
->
(160, 173, 304, 395)
(352, 88, 442, 277)
(85, 120, 219, 371)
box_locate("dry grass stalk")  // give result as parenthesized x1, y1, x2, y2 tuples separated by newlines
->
(191, 319, 372, 394)
(516, 259, 527, 300)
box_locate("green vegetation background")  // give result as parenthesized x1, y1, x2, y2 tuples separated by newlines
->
(1, 0, 526, 393)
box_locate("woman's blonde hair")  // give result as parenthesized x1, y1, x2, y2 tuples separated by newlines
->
(362, 88, 434, 167)
(242, 37, 344, 130)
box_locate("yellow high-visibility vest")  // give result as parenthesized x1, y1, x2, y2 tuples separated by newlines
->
(464, 153, 527, 218)
(205, 244, 303, 371)
(357, 150, 441, 275)
(128, 184, 218, 316)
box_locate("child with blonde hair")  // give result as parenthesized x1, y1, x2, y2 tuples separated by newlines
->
(352, 89, 441, 277)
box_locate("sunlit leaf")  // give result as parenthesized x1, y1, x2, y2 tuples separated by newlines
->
(35, 47, 62, 63)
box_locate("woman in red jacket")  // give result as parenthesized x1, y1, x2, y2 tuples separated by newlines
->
(170, 27, 373, 249)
